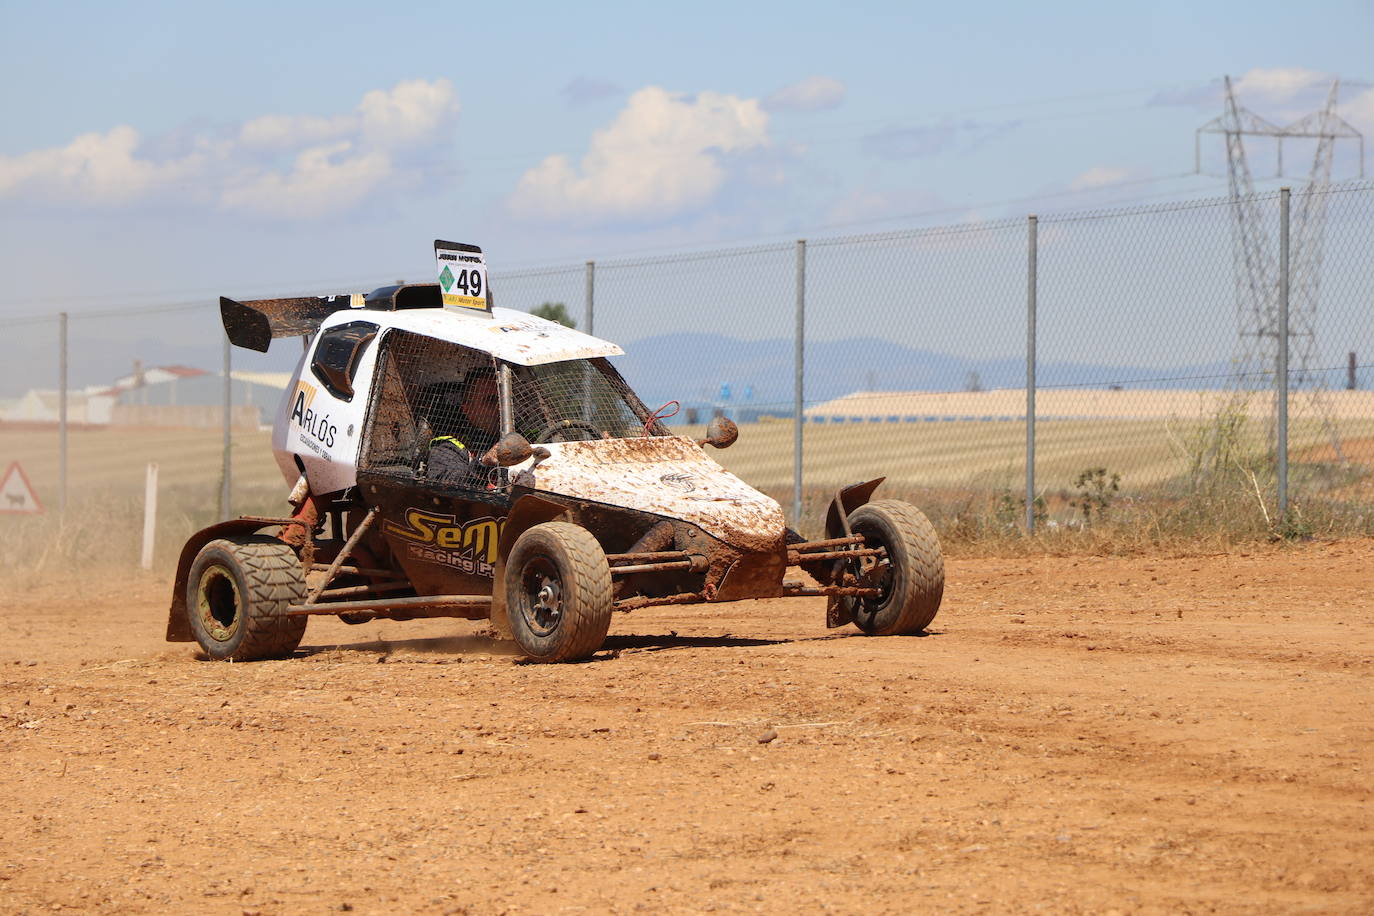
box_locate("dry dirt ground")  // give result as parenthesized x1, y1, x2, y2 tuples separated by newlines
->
(1, 541, 1372, 915)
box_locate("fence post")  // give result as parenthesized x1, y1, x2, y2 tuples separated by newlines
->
(220, 334, 231, 520)
(1026, 215, 1038, 534)
(585, 260, 595, 336)
(793, 239, 806, 527)
(141, 462, 159, 570)
(58, 311, 68, 515)
(1277, 187, 1290, 522)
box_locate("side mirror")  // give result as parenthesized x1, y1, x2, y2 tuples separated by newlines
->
(698, 415, 738, 450)
(482, 432, 535, 467)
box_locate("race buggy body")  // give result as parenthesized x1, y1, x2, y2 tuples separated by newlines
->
(166, 241, 944, 662)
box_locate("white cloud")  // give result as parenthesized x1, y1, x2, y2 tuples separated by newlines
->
(221, 143, 394, 219)
(1339, 86, 1374, 134)
(763, 76, 846, 113)
(1151, 68, 1365, 120)
(0, 125, 207, 204)
(1233, 67, 1329, 106)
(509, 87, 771, 224)
(238, 113, 350, 151)
(1068, 166, 1133, 191)
(0, 79, 459, 219)
(357, 79, 460, 149)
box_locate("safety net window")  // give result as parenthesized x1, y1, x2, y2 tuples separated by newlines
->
(511, 358, 667, 442)
(360, 329, 500, 476)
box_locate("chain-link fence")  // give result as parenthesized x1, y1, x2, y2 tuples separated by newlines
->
(1028, 183, 1374, 539)
(4, 180, 1373, 576)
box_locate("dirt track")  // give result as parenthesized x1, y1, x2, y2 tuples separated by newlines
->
(1, 542, 1372, 914)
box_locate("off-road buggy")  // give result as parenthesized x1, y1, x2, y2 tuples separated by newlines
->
(166, 241, 943, 662)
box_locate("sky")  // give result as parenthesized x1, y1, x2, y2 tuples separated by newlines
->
(1, 0, 1372, 355)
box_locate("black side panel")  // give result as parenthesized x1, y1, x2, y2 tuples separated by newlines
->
(359, 472, 512, 598)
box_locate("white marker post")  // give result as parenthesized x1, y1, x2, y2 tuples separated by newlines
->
(141, 462, 159, 570)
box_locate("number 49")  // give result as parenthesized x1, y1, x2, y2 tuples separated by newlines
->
(454, 269, 484, 298)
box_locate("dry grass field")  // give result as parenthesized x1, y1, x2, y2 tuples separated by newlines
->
(693, 416, 1374, 493)
(4, 410, 1368, 506)
(0, 426, 285, 500)
(3, 413, 1373, 586)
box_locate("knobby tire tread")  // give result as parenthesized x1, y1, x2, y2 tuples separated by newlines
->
(232, 537, 309, 659)
(199, 536, 307, 661)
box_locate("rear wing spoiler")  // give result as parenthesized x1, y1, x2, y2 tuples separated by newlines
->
(219, 294, 359, 352)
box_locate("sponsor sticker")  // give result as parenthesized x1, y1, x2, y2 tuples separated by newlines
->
(488, 319, 550, 337)
(659, 473, 696, 493)
(289, 379, 337, 461)
(385, 508, 506, 577)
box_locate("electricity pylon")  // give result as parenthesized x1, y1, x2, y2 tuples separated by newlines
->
(1196, 75, 1363, 462)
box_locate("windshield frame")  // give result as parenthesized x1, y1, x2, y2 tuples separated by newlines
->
(507, 356, 670, 442)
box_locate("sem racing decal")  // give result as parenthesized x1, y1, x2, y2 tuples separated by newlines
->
(385, 509, 507, 577)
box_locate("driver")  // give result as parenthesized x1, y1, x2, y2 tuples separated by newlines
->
(422, 368, 502, 484)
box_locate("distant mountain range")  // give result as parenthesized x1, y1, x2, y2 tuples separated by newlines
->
(609, 333, 1235, 413)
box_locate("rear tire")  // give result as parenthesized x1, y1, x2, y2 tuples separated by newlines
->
(185, 536, 308, 661)
(845, 500, 944, 636)
(506, 522, 612, 662)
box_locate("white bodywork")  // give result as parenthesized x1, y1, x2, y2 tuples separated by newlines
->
(273, 305, 624, 492)
(511, 437, 786, 550)
(272, 300, 783, 550)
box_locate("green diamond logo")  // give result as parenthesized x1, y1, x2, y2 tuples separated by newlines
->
(439, 265, 455, 292)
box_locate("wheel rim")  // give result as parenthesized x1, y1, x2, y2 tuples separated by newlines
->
(853, 524, 895, 617)
(196, 565, 241, 643)
(519, 556, 564, 638)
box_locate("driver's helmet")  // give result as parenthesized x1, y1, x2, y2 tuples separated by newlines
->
(417, 367, 497, 440)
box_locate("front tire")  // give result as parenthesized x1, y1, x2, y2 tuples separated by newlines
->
(185, 536, 308, 661)
(845, 500, 944, 636)
(505, 522, 613, 662)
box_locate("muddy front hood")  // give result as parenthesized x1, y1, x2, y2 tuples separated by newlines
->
(516, 436, 785, 552)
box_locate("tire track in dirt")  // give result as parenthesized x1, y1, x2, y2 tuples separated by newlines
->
(1, 541, 1372, 913)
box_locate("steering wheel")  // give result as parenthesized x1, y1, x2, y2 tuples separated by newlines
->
(536, 418, 606, 442)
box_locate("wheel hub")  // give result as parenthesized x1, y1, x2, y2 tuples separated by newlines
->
(197, 567, 241, 642)
(853, 533, 894, 610)
(522, 560, 564, 637)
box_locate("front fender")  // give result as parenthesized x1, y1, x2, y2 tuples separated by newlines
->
(823, 477, 886, 540)
(165, 519, 295, 642)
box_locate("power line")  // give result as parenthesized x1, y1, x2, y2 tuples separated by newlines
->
(5, 171, 1233, 321)
(541, 172, 1218, 262)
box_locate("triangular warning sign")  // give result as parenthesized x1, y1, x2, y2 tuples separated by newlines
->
(0, 461, 44, 514)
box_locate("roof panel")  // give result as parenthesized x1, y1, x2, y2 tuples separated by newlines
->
(320, 306, 623, 366)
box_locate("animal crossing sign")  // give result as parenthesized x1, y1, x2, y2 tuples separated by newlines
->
(0, 462, 43, 514)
